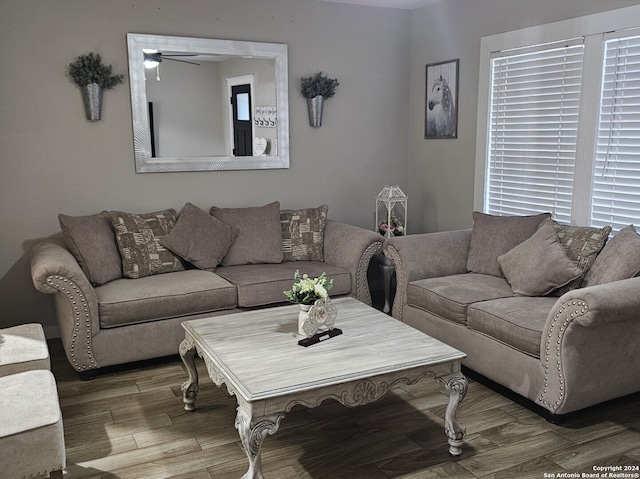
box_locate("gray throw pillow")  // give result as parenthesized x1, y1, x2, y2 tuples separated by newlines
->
(552, 221, 611, 294)
(109, 209, 184, 279)
(210, 201, 283, 266)
(58, 212, 122, 286)
(160, 202, 238, 271)
(466, 211, 552, 277)
(498, 218, 582, 296)
(280, 205, 328, 262)
(582, 225, 640, 287)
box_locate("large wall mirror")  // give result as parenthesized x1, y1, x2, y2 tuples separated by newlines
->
(127, 33, 289, 172)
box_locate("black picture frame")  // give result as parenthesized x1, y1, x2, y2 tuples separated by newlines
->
(425, 59, 459, 139)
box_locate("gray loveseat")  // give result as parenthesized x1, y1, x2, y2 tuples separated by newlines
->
(31, 202, 382, 378)
(384, 212, 640, 420)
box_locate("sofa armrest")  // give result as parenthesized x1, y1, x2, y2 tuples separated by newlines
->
(561, 277, 640, 327)
(31, 236, 91, 294)
(538, 277, 640, 414)
(30, 237, 101, 372)
(323, 220, 383, 305)
(383, 229, 471, 320)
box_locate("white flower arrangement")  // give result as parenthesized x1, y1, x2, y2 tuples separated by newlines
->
(284, 270, 334, 305)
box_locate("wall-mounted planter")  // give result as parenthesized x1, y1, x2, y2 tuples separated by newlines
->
(301, 72, 338, 128)
(307, 95, 324, 127)
(68, 52, 124, 122)
(81, 83, 103, 121)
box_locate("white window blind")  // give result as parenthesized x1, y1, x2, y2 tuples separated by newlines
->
(487, 42, 584, 223)
(591, 34, 640, 231)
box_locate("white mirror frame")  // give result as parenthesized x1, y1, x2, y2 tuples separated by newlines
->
(127, 33, 289, 173)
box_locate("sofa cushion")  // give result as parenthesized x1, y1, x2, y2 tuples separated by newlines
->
(498, 218, 583, 296)
(210, 202, 283, 266)
(583, 225, 640, 287)
(215, 262, 351, 308)
(280, 205, 328, 262)
(160, 202, 238, 271)
(466, 211, 551, 277)
(553, 221, 611, 294)
(96, 270, 237, 328)
(109, 209, 184, 279)
(467, 296, 558, 358)
(58, 212, 122, 285)
(406, 273, 514, 325)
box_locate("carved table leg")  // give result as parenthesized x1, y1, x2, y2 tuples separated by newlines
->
(235, 401, 284, 479)
(437, 372, 468, 456)
(179, 338, 199, 411)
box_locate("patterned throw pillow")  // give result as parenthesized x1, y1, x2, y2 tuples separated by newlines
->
(552, 221, 612, 294)
(109, 209, 184, 279)
(280, 205, 329, 262)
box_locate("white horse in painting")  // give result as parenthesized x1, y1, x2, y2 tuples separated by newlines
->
(427, 75, 456, 137)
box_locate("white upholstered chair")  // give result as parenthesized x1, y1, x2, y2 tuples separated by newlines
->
(0, 323, 50, 377)
(0, 324, 65, 478)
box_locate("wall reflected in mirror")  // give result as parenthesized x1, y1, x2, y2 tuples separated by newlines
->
(127, 34, 289, 172)
(145, 54, 276, 157)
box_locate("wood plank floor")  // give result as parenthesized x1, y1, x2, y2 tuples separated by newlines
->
(41, 338, 640, 479)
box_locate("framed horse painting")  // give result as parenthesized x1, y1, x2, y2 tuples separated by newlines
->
(425, 59, 459, 139)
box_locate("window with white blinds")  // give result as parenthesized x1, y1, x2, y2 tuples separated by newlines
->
(591, 34, 640, 231)
(486, 42, 584, 224)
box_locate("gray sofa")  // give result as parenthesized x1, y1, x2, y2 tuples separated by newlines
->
(384, 212, 640, 420)
(30, 202, 382, 378)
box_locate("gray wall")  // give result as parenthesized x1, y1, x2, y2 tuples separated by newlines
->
(0, 0, 410, 335)
(407, 0, 640, 234)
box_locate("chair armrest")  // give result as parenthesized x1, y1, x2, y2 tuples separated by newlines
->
(323, 220, 383, 305)
(383, 229, 471, 319)
(30, 237, 101, 372)
(538, 277, 640, 414)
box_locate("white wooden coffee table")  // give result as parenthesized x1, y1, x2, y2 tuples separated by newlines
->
(180, 296, 468, 479)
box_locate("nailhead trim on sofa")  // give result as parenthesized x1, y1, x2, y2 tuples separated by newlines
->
(538, 299, 587, 411)
(46, 275, 98, 372)
(356, 241, 384, 305)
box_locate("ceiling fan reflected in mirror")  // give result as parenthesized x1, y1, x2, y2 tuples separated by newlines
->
(143, 50, 200, 80)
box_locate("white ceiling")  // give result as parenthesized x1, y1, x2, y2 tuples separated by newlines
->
(311, 0, 443, 10)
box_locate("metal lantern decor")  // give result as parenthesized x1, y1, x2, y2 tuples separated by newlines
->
(376, 185, 408, 238)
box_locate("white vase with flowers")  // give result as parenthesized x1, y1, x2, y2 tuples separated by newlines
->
(284, 270, 334, 335)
